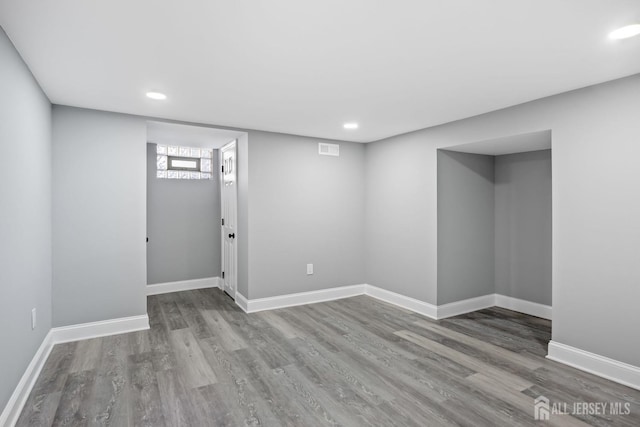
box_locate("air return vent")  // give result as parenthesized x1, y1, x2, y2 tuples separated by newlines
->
(318, 143, 339, 157)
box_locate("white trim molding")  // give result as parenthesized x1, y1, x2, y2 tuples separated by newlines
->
(231, 287, 552, 321)
(51, 314, 150, 344)
(232, 286, 556, 323)
(0, 331, 54, 427)
(438, 294, 552, 320)
(547, 341, 640, 391)
(233, 285, 439, 318)
(494, 294, 552, 320)
(365, 285, 438, 319)
(436, 294, 495, 319)
(240, 285, 366, 313)
(235, 292, 249, 313)
(146, 276, 221, 296)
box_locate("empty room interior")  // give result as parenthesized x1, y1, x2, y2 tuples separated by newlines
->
(1, 1, 639, 426)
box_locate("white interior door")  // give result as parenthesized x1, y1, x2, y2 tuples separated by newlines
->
(221, 141, 237, 298)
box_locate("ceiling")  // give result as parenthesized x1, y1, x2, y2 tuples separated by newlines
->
(443, 130, 551, 156)
(1, 1, 639, 143)
(147, 121, 244, 149)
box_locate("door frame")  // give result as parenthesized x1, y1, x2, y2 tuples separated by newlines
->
(220, 139, 238, 299)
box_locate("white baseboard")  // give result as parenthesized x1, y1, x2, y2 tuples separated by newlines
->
(437, 294, 551, 320)
(0, 331, 54, 427)
(365, 285, 438, 319)
(436, 294, 495, 319)
(241, 284, 367, 313)
(234, 284, 438, 318)
(51, 314, 150, 344)
(547, 341, 640, 391)
(232, 286, 550, 322)
(146, 276, 221, 296)
(235, 292, 249, 312)
(494, 294, 552, 320)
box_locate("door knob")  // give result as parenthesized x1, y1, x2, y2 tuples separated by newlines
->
(229, 233, 235, 239)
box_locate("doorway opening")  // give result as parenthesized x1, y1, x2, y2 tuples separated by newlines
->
(220, 140, 237, 298)
(145, 121, 245, 300)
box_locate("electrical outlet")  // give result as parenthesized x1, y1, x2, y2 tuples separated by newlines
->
(306, 264, 313, 275)
(31, 308, 37, 330)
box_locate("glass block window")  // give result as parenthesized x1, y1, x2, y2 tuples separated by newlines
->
(156, 144, 214, 180)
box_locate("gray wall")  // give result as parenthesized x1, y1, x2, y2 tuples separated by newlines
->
(437, 151, 495, 304)
(40, 73, 640, 371)
(52, 106, 147, 327)
(365, 73, 640, 367)
(49, 105, 366, 306)
(247, 132, 366, 299)
(237, 133, 250, 297)
(50, 105, 366, 312)
(495, 150, 552, 305)
(146, 143, 221, 284)
(436, 148, 552, 306)
(365, 135, 437, 303)
(0, 27, 52, 413)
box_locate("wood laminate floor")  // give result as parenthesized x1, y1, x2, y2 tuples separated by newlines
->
(17, 289, 640, 426)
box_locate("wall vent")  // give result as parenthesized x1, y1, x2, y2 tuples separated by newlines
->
(318, 143, 340, 157)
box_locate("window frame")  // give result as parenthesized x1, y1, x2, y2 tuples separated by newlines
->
(167, 156, 201, 171)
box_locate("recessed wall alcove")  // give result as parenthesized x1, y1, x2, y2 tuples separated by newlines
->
(437, 130, 553, 318)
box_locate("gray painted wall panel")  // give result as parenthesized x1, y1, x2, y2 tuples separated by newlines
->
(52, 106, 147, 327)
(49, 106, 364, 311)
(495, 150, 552, 305)
(366, 74, 640, 366)
(437, 150, 495, 304)
(237, 134, 250, 297)
(146, 143, 221, 284)
(0, 26, 52, 412)
(365, 137, 438, 303)
(40, 72, 640, 370)
(247, 132, 366, 299)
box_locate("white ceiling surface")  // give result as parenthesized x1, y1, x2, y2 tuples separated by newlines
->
(444, 130, 552, 156)
(147, 121, 243, 149)
(1, 1, 639, 143)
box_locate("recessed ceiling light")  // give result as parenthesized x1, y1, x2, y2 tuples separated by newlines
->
(609, 24, 640, 40)
(343, 122, 359, 129)
(146, 91, 167, 100)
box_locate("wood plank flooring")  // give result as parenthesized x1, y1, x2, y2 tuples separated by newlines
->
(16, 289, 640, 426)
